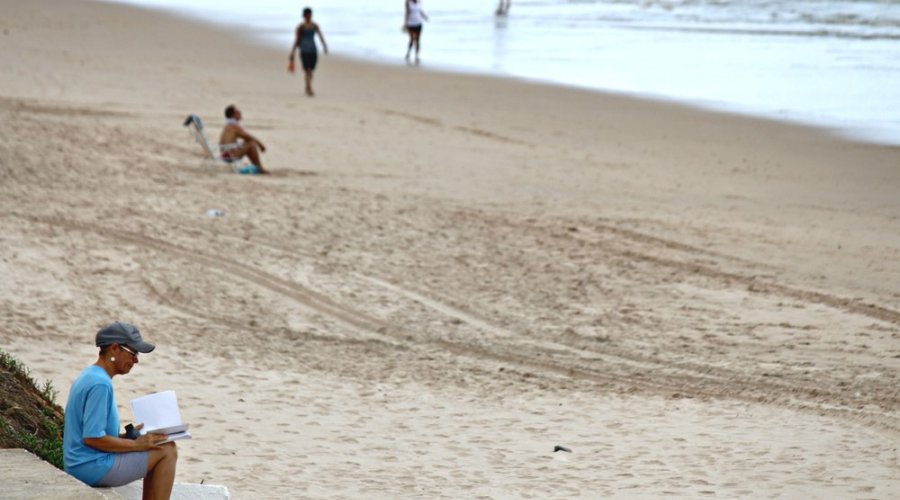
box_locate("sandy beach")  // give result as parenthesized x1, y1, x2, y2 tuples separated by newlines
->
(1, 0, 899, 497)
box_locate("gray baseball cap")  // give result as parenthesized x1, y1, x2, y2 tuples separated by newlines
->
(95, 321, 156, 353)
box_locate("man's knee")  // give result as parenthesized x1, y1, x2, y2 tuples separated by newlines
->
(155, 442, 177, 462)
(146, 442, 177, 472)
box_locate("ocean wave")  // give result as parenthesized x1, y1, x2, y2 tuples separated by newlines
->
(576, 0, 900, 37)
(619, 22, 900, 40)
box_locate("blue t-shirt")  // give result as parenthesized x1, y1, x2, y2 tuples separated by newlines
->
(63, 365, 118, 485)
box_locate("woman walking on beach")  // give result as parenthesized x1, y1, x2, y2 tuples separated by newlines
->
(404, 0, 428, 64)
(63, 322, 177, 499)
(289, 7, 328, 96)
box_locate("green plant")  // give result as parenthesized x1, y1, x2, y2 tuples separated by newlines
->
(0, 350, 29, 378)
(0, 349, 65, 470)
(39, 380, 58, 403)
(0, 416, 64, 469)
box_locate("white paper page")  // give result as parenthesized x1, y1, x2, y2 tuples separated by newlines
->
(131, 390, 184, 433)
(159, 430, 192, 444)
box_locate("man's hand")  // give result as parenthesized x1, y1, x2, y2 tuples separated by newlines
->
(135, 433, 168, 450)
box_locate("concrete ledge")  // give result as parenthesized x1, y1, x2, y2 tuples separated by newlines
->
(0, 449, 229, 500)
(111, 481, 230, 499)
(0, 449, 121, 499)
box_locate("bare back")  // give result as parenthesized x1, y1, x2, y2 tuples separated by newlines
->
(219, 123, 241, 146)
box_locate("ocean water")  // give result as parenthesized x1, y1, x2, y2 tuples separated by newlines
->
(105, 0, 900, 145)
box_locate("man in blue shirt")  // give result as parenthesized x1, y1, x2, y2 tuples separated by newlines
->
(64, 322, 177, 499)
(64, 363, 120, 484)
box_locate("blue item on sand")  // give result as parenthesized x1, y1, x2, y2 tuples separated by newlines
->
(238, 164, 260, 175)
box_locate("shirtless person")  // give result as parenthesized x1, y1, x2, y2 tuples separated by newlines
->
(219, 104, 269, 174)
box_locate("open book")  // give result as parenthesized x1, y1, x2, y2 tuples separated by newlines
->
(131, 390, 192, 444)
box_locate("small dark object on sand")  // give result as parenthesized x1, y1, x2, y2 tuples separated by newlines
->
(553, 445, 572, 453)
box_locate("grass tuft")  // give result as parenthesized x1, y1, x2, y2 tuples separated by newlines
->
(0, 349, 65, 470)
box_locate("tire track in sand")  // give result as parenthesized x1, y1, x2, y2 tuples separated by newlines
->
(12, 213, 898, 432)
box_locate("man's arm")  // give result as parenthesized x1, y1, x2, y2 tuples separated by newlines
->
(289, 25, 301, 60)
(236, 126, 266, 152)
(316, 24, 328, 54)
(84, 433, 168, 453)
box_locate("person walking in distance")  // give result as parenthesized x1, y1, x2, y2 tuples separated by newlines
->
(404, 0, 428, 64)
(289, 7, 328, 97)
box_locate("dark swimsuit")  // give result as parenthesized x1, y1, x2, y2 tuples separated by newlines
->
(299, 25, 318, 70)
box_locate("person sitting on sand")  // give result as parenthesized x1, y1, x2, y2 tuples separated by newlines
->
(63, 322, 177, 499)
(219, 104, 269, 174)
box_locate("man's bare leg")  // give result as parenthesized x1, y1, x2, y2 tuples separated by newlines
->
(233, 142, 268, 174)
(304, 70, 314, 96)
(245, 142, 269, 174)
(143, 443, 177, 500)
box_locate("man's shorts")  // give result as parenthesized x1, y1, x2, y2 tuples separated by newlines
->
(301, 52, 318, 71)
(94, 451, 149, 487)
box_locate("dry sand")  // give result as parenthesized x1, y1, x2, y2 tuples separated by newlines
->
(1, 0, 899, 497)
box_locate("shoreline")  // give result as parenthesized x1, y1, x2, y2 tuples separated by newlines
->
(2, 0, 898, 497)
(109, 0, 900, 147)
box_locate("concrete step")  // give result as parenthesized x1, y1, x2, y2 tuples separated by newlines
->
(0, 449, 119, 499)
(111, 481, 230, 500)
(0, 449, 229, 499)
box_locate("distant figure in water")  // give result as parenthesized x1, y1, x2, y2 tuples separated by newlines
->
(496, 0, 511, 16)
(219, 105, 269, 174)
(404, 0, 429, 64)
(289, 7, 329, 97)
